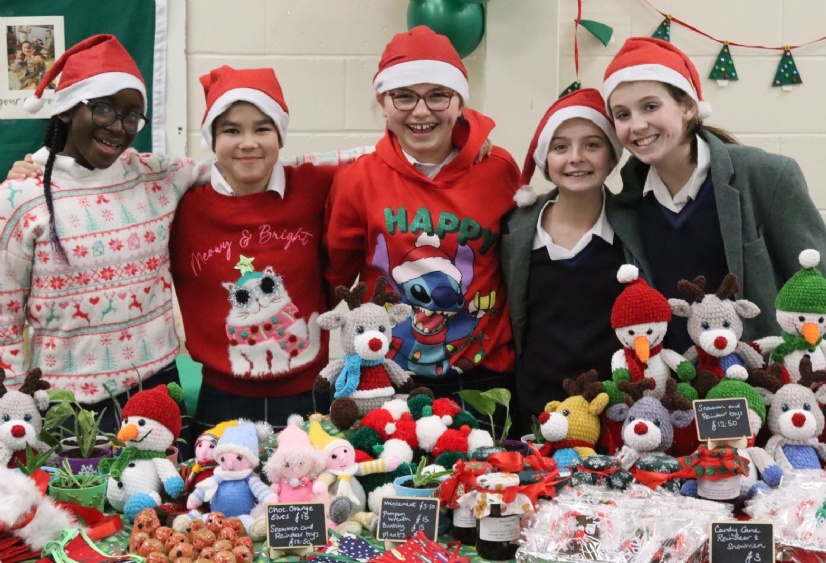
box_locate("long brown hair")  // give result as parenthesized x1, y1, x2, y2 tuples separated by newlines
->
(663, 84, 739, 164)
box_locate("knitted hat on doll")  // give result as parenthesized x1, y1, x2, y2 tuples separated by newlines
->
(214, 422, 261, 467)
(24, 34, 147, 116)
(706, 379, 766, 426)
(373, 25, 469, 102)
(120, 384, 184, 440)
(515, 88, 623, 207)
(611, 265, 672, 329)
(603, 37, 712, 120)
(200, 65, 290, 148)
(201, 420, 239, 442)
(775, 250, 826, 314)
(308, 415, 350, 459)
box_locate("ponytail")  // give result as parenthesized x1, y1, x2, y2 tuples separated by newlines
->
(42, 116, 69, 264)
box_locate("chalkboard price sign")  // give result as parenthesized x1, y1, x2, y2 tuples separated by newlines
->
(710, 521, 774, 563)
(266, 502, 328, 551)
(694, 398, 751, 441)
(376, 496, 440, 541)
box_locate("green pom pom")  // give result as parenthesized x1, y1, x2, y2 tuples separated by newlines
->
(350, 427, 381, 452)
(612, 368, 631, 383)
(677, 382, 698, 402)
(422, 405, 433, 418)
(407, 394, 433, 419)
(166, 382, 185, 402)
(603, 381, 626, 405)
(676, 361, 696, 381)
(452, 411, 478, 429)
(434, 451, 467, 468)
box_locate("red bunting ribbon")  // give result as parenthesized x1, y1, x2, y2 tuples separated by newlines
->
(439, 459, 486, 508)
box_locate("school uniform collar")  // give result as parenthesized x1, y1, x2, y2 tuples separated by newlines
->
(32, 147, 105, 180)
(642, 135, 710, 213)
(532, 188, 614, 260)
(402, 148, 459, 180)
(210, 159, 286, 197)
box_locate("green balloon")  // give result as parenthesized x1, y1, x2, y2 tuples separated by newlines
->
(407, 0, 485, 58)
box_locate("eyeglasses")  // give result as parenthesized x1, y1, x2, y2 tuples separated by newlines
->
(81, 100, 147, 134)
(387, 90, 456, 112)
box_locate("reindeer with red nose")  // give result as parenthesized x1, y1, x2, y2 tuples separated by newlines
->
(0, 368, 51, 469)
(314, 279, 414, 430)
(669, 274, 764, 398)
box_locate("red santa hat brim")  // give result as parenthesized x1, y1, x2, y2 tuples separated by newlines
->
(201, 87, 290, 148)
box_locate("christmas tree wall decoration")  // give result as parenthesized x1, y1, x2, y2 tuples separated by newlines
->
(709, 42, 738, 87)
(773, 47, 802, 91)
(652, 16, 672, 42)
(559, 80, 582, 99)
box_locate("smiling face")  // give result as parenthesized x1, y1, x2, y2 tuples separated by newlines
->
(60, 88, 143, 170)
(213, 101, 280, 196)
(608, 81, 696, 171)
(379, 83, 462, 164)
(545, 118, 616, 195)
(216, 451, 253, 471)
(195, 434, 218, 464)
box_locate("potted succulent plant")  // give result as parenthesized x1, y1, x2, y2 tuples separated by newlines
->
(47, 457, 108, 511)
(40, 389, 112, 473)
(394, 456, 453, 498)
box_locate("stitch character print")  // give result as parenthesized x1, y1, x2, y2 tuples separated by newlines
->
(223, 259, 320, 377)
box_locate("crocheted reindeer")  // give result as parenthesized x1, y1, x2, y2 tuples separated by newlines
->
(669, 274, 764, 398)
(0, 368, 51, 469)
(314, 279, 414, 430)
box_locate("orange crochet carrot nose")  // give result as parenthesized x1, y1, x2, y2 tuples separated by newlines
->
(634, 335, 650, 363)
(118, 423, 139, 443)
(802, 322, 820, 345)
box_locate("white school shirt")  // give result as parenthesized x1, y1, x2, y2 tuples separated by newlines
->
(403, 149, 459, 180)
(211, 159, 286, 197)
(642, 135, 710, 213)
(532, 191, 614, 260)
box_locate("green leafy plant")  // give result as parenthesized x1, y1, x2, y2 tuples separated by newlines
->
(40, 389, 107, 458)
(530, 415, 546, 444)
(51, 458, 108, 489)
(409, 456, 453, 489)
(456, 388, 512, 445)
(14, 443, 57, 476)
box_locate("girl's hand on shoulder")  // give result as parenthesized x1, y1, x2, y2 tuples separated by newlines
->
(7, 154, 42, 181)
(474, 138, 492, 163)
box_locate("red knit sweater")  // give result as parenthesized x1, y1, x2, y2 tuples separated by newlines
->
(170, 164, 337, 397)
(325, 108, 520, 377)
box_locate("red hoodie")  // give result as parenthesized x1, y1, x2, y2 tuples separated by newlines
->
(325, 108, 519, 378)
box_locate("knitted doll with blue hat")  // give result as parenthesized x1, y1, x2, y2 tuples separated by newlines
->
(176, 422, 275, 532)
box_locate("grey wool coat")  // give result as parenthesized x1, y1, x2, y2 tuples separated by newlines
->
(606, 131, 826, 342)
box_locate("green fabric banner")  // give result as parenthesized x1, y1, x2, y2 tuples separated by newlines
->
(1, 0, 161, 176)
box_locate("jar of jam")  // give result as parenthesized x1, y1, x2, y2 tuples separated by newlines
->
(451, 505, 477, 545)
(476, 503, 520, 561)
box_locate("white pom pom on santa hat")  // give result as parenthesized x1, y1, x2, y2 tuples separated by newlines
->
(23, 95, 46, 114)
(617, 264, 640, 284)
(513, 185, 538, 207)
(799, 249, 821, 269)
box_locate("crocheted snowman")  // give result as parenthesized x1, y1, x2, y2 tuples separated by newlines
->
(104, 384, 186, 520)
(609, 265, 696, 402)
(755, 250, 826, 401)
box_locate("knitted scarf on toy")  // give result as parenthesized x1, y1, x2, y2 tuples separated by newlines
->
(334, 354, 383, 399)
(100, 448, 166, 481)
(624, 344, 664, 381)
(772, 332, 822, 363)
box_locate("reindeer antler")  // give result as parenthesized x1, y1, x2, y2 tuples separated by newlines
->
(798, 357, 826, 390)
(715, 274, 740, 300)
(659, 378, 692, 411)
(18, 368, 49, 395)
(617, 378, 656, 403)
(0, 367, 6, 398)
(747, 363, 785, 394)
(562, 370, 601, 399)
(677, 276, 708, 303)
(335, 283, 367, 310)
(371, 278, 402, 307)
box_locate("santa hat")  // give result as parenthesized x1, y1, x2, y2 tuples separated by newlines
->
(515, 88, 623, 207)
(373, 25, 469, 102)
(308, 415, 351, 458)
(120, 384, 184, 440)
(603, 37, 712, 120)
(392, 233, 461, 285)
(775, 250, 826, 314)
(611, 265, 672, 329)
(24, 34, 146, 117)
(200, 65, 290, 149)
(214, 422, 261, 466)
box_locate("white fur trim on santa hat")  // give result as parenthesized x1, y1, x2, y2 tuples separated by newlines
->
(201, 87, 290, 149)
(603, 64, 711, 119)
(534, 106, 623, 170)
(373, 60, 469, 102)
(351, 386, 395, 400)
(514, 185, 538, 207)
(392, 234, 462, 285)
(49, 72, 147, 116)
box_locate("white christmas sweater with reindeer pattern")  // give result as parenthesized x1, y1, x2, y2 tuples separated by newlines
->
(0, 147, 210, 402)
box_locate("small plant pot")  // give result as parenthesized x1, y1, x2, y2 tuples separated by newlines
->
(166, 446, 179, 464)
(520, 433, 537, 443)
(60, 435, 111, 451)
(502, 439, 529, 457)
(49, 477, 107, 512)
(393, 475, 441, 498)
(56, 446, 112, 474)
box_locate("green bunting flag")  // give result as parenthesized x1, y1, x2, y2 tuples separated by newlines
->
(709, 42, 739, 86)
(652, 16, 672, 42)
(773, 48, 802, 90)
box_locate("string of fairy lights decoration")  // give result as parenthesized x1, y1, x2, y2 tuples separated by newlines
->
(562, 0, 826, 98)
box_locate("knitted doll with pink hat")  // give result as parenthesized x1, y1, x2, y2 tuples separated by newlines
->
(263, 415, 327, 503)
(103, 384, 186, 521)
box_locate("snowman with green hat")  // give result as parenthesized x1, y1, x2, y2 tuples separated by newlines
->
(755, 249, 826, 400)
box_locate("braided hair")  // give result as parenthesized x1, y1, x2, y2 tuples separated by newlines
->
(42, 115, 69, 264)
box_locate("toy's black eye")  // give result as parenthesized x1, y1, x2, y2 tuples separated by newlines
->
(804, 403, 812, 411)
(138, 419, 146, 426)
(781, 404, 789, 412)
(356, 326, 365, 334)
(237, 455, 242, 461)
(562, 409, 570, 416)
(646, 329, 653, 335)
(820, 317, 825, 324)
(379, 325, 386, 332)
(701, 322, 710, 330)
(411, 284, 429, 302)
(285, 462, 290, 468)
(628, 330, 635, 336)
(1, 414, 9, 422)
(220, 456, 225, 463)
(653, 420, 661, 427)
(723, 320, 731, 328)
(800, 316, 806, 322)
(628, 416, 635, 422)
(331, 454, 337, 459)
(24, 413, 32, 422)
